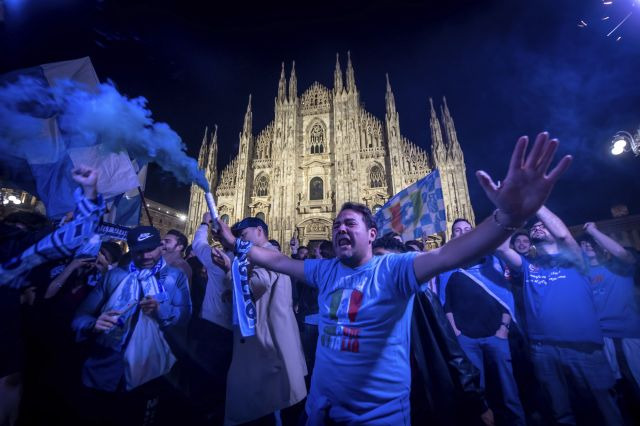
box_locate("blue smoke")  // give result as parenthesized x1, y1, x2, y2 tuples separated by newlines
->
(0, 75, 210, 192)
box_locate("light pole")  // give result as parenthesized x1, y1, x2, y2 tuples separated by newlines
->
(610, 129, 640, 156)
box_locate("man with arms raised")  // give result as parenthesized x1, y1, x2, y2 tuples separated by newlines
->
(215, 133, 570, 424)
(497, 208, 624, 425)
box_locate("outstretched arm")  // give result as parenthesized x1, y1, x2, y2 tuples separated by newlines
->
(584, 222, 636, 265)
(536, 206, 582, 264)
(212, 220, 306, 283)
(414, 132, 571, 283)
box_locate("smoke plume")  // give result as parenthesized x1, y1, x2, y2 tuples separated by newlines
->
(0, 75, 210, 192)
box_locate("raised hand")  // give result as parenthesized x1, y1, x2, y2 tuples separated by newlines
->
(202, 212, 212, 225)
(212, 218, 237, 250)
(475, 132, 572, 226)
(211, 247, 231, 272)
(583, 222, 597, 234)
(71, 165, 99, 199)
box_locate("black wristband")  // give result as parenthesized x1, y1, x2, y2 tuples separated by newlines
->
(200, 222, 209, 227)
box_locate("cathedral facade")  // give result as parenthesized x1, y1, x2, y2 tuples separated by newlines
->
(186, 53, 475, 250)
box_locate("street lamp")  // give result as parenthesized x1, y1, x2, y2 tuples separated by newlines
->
(610, 130, 640, 156)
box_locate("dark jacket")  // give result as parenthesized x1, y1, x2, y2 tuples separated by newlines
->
(411, 289, 488, 426)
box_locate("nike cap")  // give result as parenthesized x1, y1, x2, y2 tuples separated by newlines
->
(127, 226, 163, 253)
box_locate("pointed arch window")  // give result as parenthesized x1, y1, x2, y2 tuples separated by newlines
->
(369, 165, 385, 188)
(256, 212, 266, 222)
(221, 214, 230, 224)
(256, 175, 269, 197)
(310, 124, 325, 154)
(309, 177, 324, 200)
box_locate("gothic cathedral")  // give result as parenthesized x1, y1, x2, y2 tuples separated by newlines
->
(186, 53, 475, 249)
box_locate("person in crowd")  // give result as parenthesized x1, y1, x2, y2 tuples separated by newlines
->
(162, 229, 192, 285)
(184, 244, 195, 260)
(441, 219, 525, 425)
(212, 133, 571, 425)
(183, 245, 207, 318)
(510, 230, 532, 257)
(497, 206, 624, 425)
(296, 239, 334, 391)
(373, 235, 407, 255)
(382, 230, 404, 243)
(44, 241, 122, 299)
(224, 217, 307, 425)
(405, 239, 425, 252)
(72, 226, 191, 426)
(268, 239, 281, 252)
(290, 236, 307, 323)
(580, 222, 640, 409)
(309, 240, 334, 260)
(0, 166, 102, 426)
(190, 213, 233, 425)
(290, 238, 309, 260)
(21, 241, 123, 425)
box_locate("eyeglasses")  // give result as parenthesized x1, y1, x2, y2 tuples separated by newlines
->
(530, 223, 546, 232)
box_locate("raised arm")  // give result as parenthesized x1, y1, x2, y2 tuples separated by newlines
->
(212, 219, 306, 283)
(584, 222, 636, 265)
(536, 206, 582, 263)
(495, 237, 523, 271)
(414, 132, 571, 283)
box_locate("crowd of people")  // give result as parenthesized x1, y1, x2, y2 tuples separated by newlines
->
(0, 133, 638, 426)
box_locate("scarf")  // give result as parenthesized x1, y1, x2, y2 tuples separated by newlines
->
(0, 188, 105, 287)
(440, 255, 518, 324)
(231, 239, 256, 337)
(100, 257, 166, 349)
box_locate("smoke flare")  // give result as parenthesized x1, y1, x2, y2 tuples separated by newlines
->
(0, 75, 209, 192)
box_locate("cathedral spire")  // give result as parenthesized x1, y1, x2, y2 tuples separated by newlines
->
(288, 61, 297, 102)
(209, 124, 218, 162)
(429, 98, 446, 166)
(441, 96, 463, 160)
(346, 50, 356, 93)
(334, 53, 344, 94)
(385, 73, 397, 117)
(277, 62, 287, 103)
(243, 94, 253, 136)
(197, 126, 209, 168)
(207, 124, 219, 187)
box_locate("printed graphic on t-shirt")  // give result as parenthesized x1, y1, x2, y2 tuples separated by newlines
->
(321, 288, 363, 353)
(528, 264, 567, 287)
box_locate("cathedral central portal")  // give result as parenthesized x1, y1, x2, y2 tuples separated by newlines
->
(186, 53, 475, 252)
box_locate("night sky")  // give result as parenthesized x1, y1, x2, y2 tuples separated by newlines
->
(2, 0, 639, 226)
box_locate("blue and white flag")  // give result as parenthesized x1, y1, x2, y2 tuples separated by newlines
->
(374, 170, 447, 241)
(0, 57, 139, 218)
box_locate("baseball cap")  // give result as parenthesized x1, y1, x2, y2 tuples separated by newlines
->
(231, 217, 268, 237)
(127, 226, 162, 253)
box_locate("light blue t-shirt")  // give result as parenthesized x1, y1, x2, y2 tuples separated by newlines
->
(304, 253, 419, 425)
(588, 262, 640, 338)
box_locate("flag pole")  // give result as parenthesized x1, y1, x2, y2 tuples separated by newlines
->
(137, 186, 154, 226)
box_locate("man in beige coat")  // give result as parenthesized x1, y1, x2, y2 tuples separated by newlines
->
(223, 217, 307, 425)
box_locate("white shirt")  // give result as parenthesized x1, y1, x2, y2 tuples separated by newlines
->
(193, 224, 232, 329)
